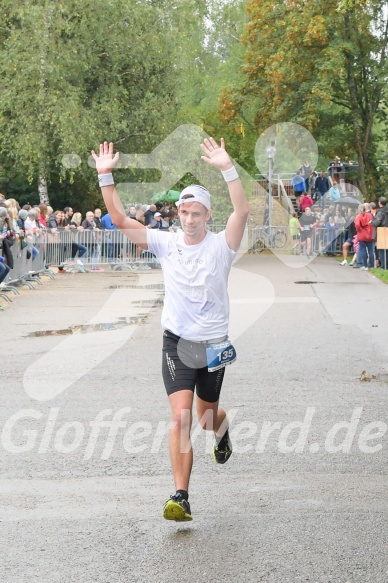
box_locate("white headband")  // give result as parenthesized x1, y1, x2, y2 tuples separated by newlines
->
(176, 185, 211, 210)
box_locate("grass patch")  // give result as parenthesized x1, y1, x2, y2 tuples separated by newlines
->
(369, 268, 388, 284)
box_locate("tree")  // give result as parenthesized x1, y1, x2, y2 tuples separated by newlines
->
(0, 0, 179, 207)
(222, 0, 388, 196)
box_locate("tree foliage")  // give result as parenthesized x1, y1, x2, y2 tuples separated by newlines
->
(222, 0, 388, 195)
(0, 0, 179, 207)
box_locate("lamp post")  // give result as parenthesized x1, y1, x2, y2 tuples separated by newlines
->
(264, 141, 276, 226)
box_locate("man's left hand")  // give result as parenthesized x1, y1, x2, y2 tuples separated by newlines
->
(200, 137, 233, 171)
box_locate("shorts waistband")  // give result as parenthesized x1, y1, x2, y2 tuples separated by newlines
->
(163, 330, 227, 344)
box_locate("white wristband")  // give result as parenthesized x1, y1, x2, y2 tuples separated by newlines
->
(221, 165, 239, 182)
(98, 173, 114, 187)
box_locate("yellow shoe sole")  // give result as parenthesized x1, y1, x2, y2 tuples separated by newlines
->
(163, 500, 192, 522)
(212, 445, 232, 464)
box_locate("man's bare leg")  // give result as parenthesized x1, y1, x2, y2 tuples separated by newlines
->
(168, 390, 194, 491)
(196, 396, 232, 464)
(342, 241, 350, 261)
(196, 396, 227, 435)
(163, 390, 194, 521)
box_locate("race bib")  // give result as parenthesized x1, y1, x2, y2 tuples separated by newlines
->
(206, 339, 237, 372)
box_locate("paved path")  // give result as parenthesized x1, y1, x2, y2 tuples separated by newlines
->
(1, 255, 387, 583)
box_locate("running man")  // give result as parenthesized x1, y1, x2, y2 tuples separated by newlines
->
(92, 138, 249, 522)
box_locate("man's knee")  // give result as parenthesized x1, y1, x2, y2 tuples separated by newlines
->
(171, 408, 192, 433)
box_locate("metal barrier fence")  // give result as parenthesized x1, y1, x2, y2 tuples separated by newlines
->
(0, 233, 54, 301)
(247, 225, 354, 256)
(1, 225, 355, 290)
(311, 226, 349, 255)
(39, 229, 158, 272)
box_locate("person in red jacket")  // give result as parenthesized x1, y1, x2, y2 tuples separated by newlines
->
(299, 191, 314, 212)
(354, 203, 375, 270)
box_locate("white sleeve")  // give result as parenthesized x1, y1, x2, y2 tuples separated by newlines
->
(146, 229, 172, 258)
(216, 230, 237, 265)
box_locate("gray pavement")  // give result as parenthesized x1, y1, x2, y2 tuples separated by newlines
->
(1, 255, 388, 583)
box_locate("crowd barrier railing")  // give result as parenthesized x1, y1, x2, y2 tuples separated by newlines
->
(0, 233, 55, 300)
(1, 225, 357, 292)
(311, 227, 348, 255)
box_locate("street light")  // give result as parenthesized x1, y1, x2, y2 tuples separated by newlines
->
(264, 141, 276, 226)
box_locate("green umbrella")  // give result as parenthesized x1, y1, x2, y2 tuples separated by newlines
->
(151, 190, 181, 204)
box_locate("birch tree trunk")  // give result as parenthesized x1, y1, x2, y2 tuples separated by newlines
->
(38, 174, 50, 205)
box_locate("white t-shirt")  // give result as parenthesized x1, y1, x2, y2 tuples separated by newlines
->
(146, 229, 236, 341)
(24, 218, 38, 232)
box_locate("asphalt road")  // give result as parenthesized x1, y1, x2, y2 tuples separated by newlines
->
(1, 254, 387, 583)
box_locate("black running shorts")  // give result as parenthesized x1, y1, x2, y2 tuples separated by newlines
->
(301, 229, 312, 242)
(162, 330, 225, 403)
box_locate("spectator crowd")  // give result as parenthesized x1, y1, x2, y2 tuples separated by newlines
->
(0, 193, 182, 287)
(1, 181, 387, 297)
(289, 198, 388, 270)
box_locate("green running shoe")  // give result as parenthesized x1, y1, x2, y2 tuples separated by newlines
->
(212, 430, 232, 464)
(163, 495, 192, 521)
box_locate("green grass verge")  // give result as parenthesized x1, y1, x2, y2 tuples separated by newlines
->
(369, 268, 388, 284)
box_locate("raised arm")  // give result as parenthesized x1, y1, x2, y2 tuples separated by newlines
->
(91, 142, 148, 249)
(200, 138, 249, 251)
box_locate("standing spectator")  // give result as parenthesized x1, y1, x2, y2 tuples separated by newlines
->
(155, 202, 165, 214)
(309, 171, 318, 195)
(0, 254, 11, 289)
(354, 204, 374, 270)
(82, 211, 103, 270)
(371, 197, 388, 269)
(143, 204, 157, 226)
(94, 208, 104, 229)
(72, 212, 82, 227)
(46, 210, 66, 267)
(101, 211, 117, 230)
(299, 207, 318, 257)
(7, 207, 20, 232)
(340, 214, 358, 266)
(324, 214, 339, 256)
(289, 212, 301, 254)
(63, 209, 87, 264)
(0, 207, 15, 270)
(17, 208, 29, 230)
(335, 208, 346, 247)
(299, 191, 313, 212)
(314, 171, 330, 207)
(335, 209, 346, 228)
(24, 209, 41, 262)
(63, 207, 75, 226)
(328, 181, 341, 204)
(323, 205, 336, 224)
(47, 210, 65, 229)
(38, 203, 48, 228)
(290, 171, 306, 210)
(299, 159, 312, 191)
(24, 209, 41, 232)
(5, 198, 20, 213)
(328, 156, 345, 181)
(148, 212, 166, 230)
(126, 205, 137, 219)
(101, 211, 119, 259)
(81, 211, 98, 231)
(135, 205, 145, 224)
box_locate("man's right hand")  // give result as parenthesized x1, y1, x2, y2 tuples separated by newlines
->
(91, 141, 120, 174)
